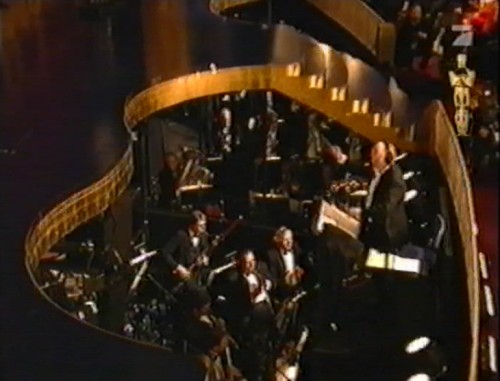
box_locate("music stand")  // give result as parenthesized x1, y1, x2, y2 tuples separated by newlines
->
(256, 156, 282, 193)
(178, 184, 214, 209)
(249, 191, 290, 225)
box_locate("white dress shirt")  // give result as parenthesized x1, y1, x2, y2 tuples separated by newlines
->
(365, 166, 389, 209)
(191, 236, 200, 248)
(244, 273, 268, 304)
(282, 251, 295, 273)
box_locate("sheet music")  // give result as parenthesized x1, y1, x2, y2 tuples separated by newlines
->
(365, 249, 421, 274)
(318, 200, 361, 239)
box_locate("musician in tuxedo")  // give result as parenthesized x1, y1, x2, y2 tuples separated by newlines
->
(267, 227, 310, 348)
(184, 286, 243, 381)
(267, 227, 305, 301)
(226, 250, 275, 381)
(161, 210, 210, 286)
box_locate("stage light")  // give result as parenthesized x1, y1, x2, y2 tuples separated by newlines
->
(405, 337, 431, 354)
(403, 171, 415, 180)
(488, 335, 497, 373)
(404, 189, 419, 203)
(405, 337, 448, 378)
(483, 284, 496, 316)
(406, 374, 431, 381)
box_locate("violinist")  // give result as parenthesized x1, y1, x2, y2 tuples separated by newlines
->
(226, 250, 275, 381)
(184, 286, 243, 381)
(161, 210, 210, 287)
(266, 227, 305, 301)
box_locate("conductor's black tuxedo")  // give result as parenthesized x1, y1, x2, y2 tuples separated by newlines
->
(360, 163, 409, 252)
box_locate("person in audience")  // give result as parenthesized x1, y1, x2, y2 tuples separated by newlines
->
(158, 152, 181, 208)
(471, 122, 496, 174)
(396, 3, 431, 68)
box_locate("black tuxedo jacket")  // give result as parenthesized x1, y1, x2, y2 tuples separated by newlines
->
(266, 245, 303, 299)
(361, 164, 409, 252)
(161, 230, 209, 270)
(226, 262, 273, 319)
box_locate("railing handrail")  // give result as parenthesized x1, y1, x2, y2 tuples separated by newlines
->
(429, 100, 480, 381)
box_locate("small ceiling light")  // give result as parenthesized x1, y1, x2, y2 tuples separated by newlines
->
(406, 337, 431, 354)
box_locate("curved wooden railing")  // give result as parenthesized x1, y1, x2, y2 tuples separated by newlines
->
(24, 145, 134, 271)
(304, 0, 396, 64)
(424, 101, 480, 381)
(124, 65, 425, 153)
(211, 0, 396, 64)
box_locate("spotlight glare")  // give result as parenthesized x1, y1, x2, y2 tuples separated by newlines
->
(405, 337, 431, 354)
(407, 374, 431, 381)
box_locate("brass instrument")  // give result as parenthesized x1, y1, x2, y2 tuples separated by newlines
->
(177, 148, 213, 194)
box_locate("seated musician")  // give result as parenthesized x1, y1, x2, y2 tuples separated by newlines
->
(158, 152, 181, 207)
(184, 285, 242, 381)
(185, 286, 227, 348)
(226, 250, 275, 381)
(267, 227, 305, 301)
(161, 210, 210, 286)
(314, 141, 409, 331)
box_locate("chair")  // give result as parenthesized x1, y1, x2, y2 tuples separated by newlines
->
(427, 214, 446, 250)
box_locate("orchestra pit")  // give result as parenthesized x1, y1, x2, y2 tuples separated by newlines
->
(34, 92, 458, 381)
(2, 1, 495, 381)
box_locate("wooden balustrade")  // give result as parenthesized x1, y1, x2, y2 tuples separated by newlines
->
(425, 100, 480, 381)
